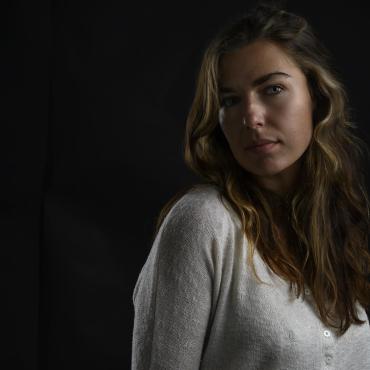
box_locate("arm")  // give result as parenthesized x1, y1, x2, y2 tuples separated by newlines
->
(131, 202, 215, 370)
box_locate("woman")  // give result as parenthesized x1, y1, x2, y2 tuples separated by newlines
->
(132, 2, 370, 369)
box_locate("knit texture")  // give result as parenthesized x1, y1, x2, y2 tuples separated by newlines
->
(132, 184, 370, 369)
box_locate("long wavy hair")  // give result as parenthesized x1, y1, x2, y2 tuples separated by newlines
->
(154, 1, 370, 336)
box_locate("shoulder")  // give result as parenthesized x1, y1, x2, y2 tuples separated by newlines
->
(160, 183, 240, 237)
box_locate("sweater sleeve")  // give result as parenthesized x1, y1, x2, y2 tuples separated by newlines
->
(131, 198, 217, 370)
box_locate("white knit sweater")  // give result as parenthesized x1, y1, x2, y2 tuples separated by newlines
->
(132, 184, 370, 369)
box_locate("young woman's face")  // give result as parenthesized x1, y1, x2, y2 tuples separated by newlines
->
(218, 40, 315, 196)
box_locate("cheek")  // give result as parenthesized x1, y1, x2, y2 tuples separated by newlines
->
(218, 107, 233, 143)
(218, 106, 241, 132)
(218, 107, 226, 132)
(283, 96, 313, 128)
(218, 108, 241, 153)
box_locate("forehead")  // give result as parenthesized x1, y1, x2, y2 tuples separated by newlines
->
(219, 40, 301, 84)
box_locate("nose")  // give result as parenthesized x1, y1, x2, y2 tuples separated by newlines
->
(242, 98, 265, 129)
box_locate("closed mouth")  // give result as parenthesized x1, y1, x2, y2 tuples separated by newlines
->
(245, 141, 279, 150)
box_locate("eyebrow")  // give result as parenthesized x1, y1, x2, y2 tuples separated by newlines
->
(219, 71, 292, 94)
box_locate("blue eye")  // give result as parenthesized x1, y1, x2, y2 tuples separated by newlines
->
(265, 85, 283, 95)
(220, 85, 283, 107)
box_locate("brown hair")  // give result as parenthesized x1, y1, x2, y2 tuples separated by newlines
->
(154, 1, 370, 336)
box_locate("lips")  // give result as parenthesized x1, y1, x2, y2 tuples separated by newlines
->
(245, 140, 278, 150)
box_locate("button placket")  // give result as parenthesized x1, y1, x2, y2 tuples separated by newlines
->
(322, 329, 334, 368)
(326, 353, 333, 361)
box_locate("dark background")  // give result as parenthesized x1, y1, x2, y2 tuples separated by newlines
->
(3, 1, 370, 369)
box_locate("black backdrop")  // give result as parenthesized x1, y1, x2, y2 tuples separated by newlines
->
(3, 1, 370, 369)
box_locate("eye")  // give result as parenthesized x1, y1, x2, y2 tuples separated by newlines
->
(220, 96, 239, 108)
(264, 85, 284, 96)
